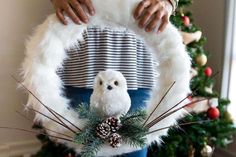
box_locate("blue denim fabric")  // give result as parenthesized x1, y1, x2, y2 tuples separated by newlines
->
(64, 86, 149, 157)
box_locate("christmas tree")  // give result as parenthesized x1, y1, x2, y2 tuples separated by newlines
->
(32, 0, 236, 157)
(148, 0, 236, 156)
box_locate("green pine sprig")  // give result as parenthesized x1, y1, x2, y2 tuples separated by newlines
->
(119, 109, 148, 148)
(75, 105, 149, 157)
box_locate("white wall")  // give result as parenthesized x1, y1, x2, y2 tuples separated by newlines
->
(192, 0, 226, 93)
(0, 0, 53, 145)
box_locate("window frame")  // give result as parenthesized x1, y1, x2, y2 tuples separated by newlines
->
(221, 0, 236, 98)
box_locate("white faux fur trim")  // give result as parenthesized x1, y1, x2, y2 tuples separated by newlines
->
(21, 0, 191, 156)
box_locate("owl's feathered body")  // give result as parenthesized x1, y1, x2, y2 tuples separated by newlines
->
(90, 70, 131, 117)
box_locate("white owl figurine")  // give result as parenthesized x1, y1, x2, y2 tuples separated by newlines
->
(90, 70, 131, 118)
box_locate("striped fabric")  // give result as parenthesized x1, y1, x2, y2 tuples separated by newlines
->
(57, 27, 157, 90)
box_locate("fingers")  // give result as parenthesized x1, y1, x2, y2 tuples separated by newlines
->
(138, 3, 161, 28)
(83, 0, 95, 15)
(52, 0, 95, 25)
(56, 9, 68, 25)
(134, 0, 151, 19)
(64, 3, 81, 24)
(70, 0, 88, 23)
(134, 0, 171, 33)
(145, 11, 162, 32)
(158, 15, 169, 33)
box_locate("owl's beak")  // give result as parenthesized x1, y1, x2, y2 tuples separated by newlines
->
(107, 85, 113, 90)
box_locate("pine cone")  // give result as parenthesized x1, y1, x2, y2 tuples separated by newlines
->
(96, 123, 111, 139)
(104, 117, 121, 133)
(109, 133, 122, 148)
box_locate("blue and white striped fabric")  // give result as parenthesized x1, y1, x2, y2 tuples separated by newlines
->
(57, 26, 156, 90)
(57, 26, 154, 157)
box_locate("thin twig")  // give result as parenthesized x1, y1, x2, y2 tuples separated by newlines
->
(0, 126, 74, 143)
(12, 75, 81, 132)
(146, 99, 207, 128)
(146, 120, 212, 135)
(12, 76, 73, 131)
(22, 104, 76, 134)
(145, 93, 192, 128)
(143, 82, 176, 127)
(212, 71, 220, 79)
(145, 71, 220, 130)
(15, 110, 73, 139)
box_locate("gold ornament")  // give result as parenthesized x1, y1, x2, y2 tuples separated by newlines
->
(200, 145, 213, 157)
(181, 31, 202, 45)
(225, 111, 234, 122)
(196, 54, 207, 66)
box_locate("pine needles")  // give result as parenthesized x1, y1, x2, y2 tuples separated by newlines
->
(75, 105, 148, 157)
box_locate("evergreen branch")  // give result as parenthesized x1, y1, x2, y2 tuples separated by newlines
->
(121, 109, 146, 124)
(77, 104, 101, 123)
(81, 139, 104, 157)
(119, 119, 148, 148)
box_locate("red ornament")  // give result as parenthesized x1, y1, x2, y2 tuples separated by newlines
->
(204, 67, 212, 77)
(187, 95, 193, 101)
(65, 153, 75, 157)
(207, 107, 220, 119)
(182, 16, 190, 26)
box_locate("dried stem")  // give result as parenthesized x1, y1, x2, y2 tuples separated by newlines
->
(12, 75, 81, 132)
(15, 111, 73, 139)
(143, 82, 176, 127)
(22, 104, 76, 134)
(146, 99, 207, 128)
(145, 93, 192, 128)
(0, 126, 74, 143)
(144, 69, 219, 130)
(147, 120, 212, 135)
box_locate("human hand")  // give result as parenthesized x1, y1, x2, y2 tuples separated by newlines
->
(134, 0, 172, 33)
(51, 0, 95, 25)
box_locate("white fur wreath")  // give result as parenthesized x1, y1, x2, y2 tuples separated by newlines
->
(21, 0, 191, 156)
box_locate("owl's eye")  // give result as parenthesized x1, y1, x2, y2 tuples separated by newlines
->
(114, 81, 119, 86)
(99, 80, 103, 85)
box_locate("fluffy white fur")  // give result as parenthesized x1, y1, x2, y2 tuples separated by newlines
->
(21, 0, 191, 156)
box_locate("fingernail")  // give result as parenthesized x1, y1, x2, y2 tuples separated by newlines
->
(145, 28, 150, 32)
(139, 24, 144, 28)
(84, 19, 89, 23)
(91, 10, 95, 15)
(157, 30, 161, 34)
(76, 20, 81, 24)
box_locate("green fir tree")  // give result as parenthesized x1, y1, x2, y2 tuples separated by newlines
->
(148, 0, 236, 156)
